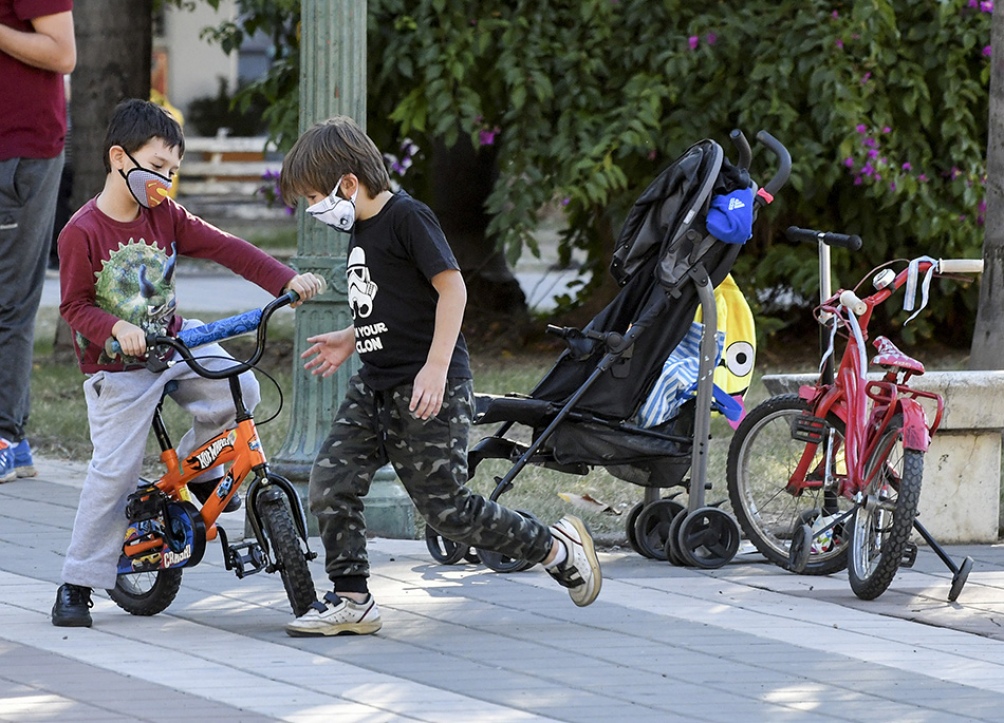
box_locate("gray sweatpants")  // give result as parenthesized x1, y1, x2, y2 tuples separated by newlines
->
(61, 325, 260, 590)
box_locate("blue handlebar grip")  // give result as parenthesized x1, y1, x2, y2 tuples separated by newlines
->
(177, 309, 263, 348)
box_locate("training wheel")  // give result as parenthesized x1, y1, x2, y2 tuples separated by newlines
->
(949, 556, 974, 602)
(676, 507, 741, 569)
(425, 525, 467, 565)
(634, 498, 687, 561)
(788, 523, 812, 574)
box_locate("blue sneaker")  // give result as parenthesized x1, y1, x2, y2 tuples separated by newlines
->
(12, 439, 36, 478)
(0, 439, 15, 484)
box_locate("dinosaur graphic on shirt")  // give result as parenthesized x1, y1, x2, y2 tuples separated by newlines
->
(78, 239, 178, 363)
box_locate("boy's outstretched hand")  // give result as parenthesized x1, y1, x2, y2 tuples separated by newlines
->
(302, 327, 355, 377)
(284, 273, 327, 307)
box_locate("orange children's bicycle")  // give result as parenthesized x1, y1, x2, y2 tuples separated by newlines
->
(106, 291, 318, 617)
(727, 228, 981, 601)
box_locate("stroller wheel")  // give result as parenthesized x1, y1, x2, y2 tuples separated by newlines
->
(665, 512, 688, 566)
(634, 499, 687, 560)
(425, 525, 468, 565)
(676, 507, 741, 569)
(625, 502, 646, 556)
(478, 509, 538, 573)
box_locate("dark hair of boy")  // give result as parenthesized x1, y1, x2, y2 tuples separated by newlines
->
(101, 98, 185, 173)
(279, 115, 391, 207)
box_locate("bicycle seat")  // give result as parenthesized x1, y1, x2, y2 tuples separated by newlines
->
(872, 336, 925, 376)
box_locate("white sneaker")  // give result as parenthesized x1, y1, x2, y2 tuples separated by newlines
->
(546, 515, 602, 607)
(285, 591, 382, 637)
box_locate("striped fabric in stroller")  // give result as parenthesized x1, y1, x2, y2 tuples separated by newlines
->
(638, 273, 756, 428)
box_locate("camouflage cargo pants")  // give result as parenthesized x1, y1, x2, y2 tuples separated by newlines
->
(309, 375, 554, 590)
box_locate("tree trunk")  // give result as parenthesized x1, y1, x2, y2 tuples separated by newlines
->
(971, 7, 1004, 370)
(54, 1, 153, 359)
(428, 138, 528, 319)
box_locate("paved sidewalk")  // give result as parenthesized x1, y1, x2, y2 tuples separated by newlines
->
(3, 458, 1004, 722)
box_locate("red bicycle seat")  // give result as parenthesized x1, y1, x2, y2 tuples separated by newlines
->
(872, 336, 925, 375)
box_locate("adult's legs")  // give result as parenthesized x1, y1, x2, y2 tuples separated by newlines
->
(0, 154, 64, 442)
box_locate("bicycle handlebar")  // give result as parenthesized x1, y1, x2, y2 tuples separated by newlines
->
(938, 258, 984, 274)
(105, 291, 299, 379)
(785, 226, 863, 250)
(839, 289, 867, 316)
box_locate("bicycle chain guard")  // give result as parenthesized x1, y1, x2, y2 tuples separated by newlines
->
(117, 486, 207, 574)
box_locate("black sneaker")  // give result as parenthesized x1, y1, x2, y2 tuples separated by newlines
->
(52, 583, 93, 627)
(189, 478, 241, 513)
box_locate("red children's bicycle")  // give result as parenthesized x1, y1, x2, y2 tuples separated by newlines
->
(106, 292, 318, 617)
(727, 227, 981, 600)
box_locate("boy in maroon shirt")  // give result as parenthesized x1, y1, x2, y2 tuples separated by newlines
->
(52, 99, 323, 627)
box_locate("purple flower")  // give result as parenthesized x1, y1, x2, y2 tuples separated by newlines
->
(836, 39, 844, 49)
(890, 182, 896, 191)
(863, 138, 877, 148)
(984, 45, 993, 58)
(970, 0, 979, 7)
(561, 197, 570, 206)
(981, 1, 993, 12)
(832, 10, 839, 18)
(844, 157, 855, 168)
(883, 126, 891, 133)
(862, 163, 875, 177)
(688, 36, 699, 50)
(918, 174, 929, 182)
(901, 162, 912, 171)
(867, 149, 879, 159)
(860, 72, 872, 84)
(479, 127, 498, 146)
(856, 124, 867, 133)
(854, 176, 863, 186)
(706, 33, 717, 45)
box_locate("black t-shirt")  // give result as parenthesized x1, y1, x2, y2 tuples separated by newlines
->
(347, 191, 471, 390)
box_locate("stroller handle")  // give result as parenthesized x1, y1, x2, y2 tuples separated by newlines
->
(729, 129, 752, 170)
(755, 130, 791, 196)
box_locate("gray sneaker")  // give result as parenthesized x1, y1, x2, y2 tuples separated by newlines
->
(547, 515, 602, 607)
(285, 591, 382, 637)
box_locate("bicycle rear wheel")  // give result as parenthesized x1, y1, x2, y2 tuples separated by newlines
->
(108, 568, 183, 616)
(848, 415, 922, 600)
(727, 394, 852, 574)
(258, 496, 317, 616)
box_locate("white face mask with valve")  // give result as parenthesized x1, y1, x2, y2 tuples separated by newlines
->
(306, 176, 358, 232)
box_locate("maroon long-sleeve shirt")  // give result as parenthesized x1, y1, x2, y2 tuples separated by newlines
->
(58, 196, 295, 373)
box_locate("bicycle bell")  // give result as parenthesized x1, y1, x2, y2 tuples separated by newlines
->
(872, 268, 896, 290)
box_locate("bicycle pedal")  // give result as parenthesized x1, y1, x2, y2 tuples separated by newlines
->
(901, 542, 918, 568)
(225, 541, 267, 578)
(792, 415, 827, 443)
(125, 486, 168, 521)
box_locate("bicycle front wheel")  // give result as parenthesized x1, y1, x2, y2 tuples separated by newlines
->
(848, 415, 922, 600)
(258, 496, 317, 617)
(727, 394, 852, 574)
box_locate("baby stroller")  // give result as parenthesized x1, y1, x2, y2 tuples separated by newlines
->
(426, 130, 791, 570)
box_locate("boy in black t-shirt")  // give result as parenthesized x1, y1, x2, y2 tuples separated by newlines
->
(279, 116, 602, 636)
